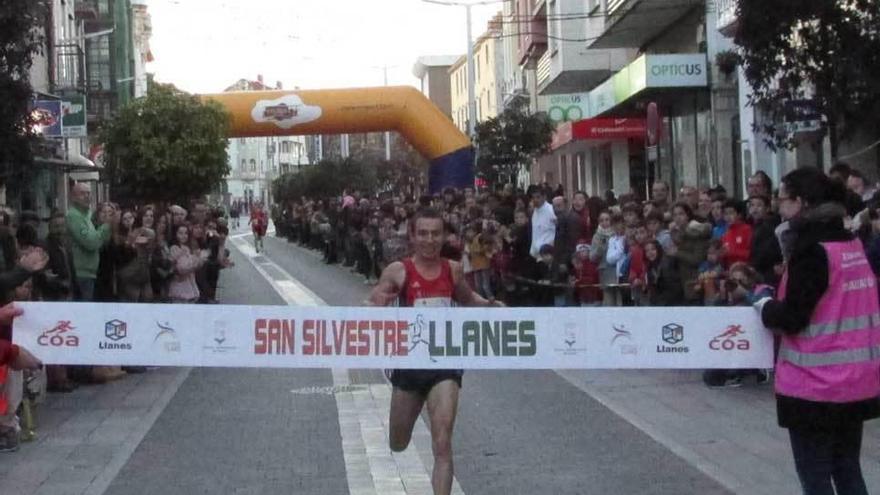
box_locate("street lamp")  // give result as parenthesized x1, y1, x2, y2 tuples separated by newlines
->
(370, 64, 398, 160)
(422, 0, 502, 138)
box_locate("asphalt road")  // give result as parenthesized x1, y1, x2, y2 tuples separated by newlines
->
(102, 233, 730, 495)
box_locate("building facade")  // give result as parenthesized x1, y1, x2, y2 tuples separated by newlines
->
(449, 17, 504, 134)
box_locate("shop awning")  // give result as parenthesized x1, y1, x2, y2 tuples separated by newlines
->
(591, 0, 703, 49)
(551, 118, 646, 150)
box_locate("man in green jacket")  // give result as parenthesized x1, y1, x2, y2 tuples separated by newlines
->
(65, 182, 111, 301)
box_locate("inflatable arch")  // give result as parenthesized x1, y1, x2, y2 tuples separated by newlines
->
(201, 86, 474, 193)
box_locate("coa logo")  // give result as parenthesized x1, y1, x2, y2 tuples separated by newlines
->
(100, 320, 132, 350)
(709, 325, 750, 351)
(657, 323, 689, 353)
(38, 321, 79, 347)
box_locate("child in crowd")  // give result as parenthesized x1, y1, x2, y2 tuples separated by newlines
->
(604, 214, 628, 306)
(703, 262, 772, 388)
(721, 199, 753, 268)
(465, 221, 493, 299)
(572, 245, 601, 306)
(695, 239, 725, 305)
(628, 222, 650, 306)
(645, 210, 673, 253)
(645, 240, 683, 306)
(534, 244, 558, 307)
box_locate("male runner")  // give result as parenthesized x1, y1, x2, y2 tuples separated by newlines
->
(367, 207, 502, 495)
(249, 203, 268, 253)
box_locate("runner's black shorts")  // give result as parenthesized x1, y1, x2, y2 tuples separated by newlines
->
(388, 369, 463, 397)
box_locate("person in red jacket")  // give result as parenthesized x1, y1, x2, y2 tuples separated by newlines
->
(0, 304, 40, 370)
(720, 199, 753, 268)
(628, 222, 650, 305)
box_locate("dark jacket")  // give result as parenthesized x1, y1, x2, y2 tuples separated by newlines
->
(750, 215, 782, 286)
(647, 256, 684, 306)
(554, 209, 582, 269)
(761, 203, 880, 429)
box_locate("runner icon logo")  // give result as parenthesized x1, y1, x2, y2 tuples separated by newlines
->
(154, 321, 180, 353)
(611, 324, 638, 355)
(709, 324, 750, 351)
(657, 323, 689, 353)
(37, 321, 79, 347)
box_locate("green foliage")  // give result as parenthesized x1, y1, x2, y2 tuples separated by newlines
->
(273, 156, 379, 202)
(473, 97, 554, 184)
(0, 0, 46, 183)
(100, 82, 231, 202)
(736, 0, 880, 154)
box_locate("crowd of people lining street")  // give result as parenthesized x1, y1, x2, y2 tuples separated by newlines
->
(0, 181, 236, 452)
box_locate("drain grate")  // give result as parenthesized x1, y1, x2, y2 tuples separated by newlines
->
(290, 385, 367, 395)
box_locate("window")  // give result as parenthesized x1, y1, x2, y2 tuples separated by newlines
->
(241, 159, 246, 172)
(249, 159, 256, 172)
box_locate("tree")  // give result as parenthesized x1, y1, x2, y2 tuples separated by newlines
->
(100, 82, 230, 203)
(375, 138, 427, 196)
(736, 0, 880, 158)
(272, 156, 379, 203)
(0, 1, 46, 185)
(473, 97, 555, 185)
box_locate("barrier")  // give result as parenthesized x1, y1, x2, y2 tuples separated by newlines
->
(201, 86, 474, 193)
(13, 302, 773, 369)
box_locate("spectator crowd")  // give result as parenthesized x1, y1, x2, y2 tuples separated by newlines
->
(0, 181, 234, 452)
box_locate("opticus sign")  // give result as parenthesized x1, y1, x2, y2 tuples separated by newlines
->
(646, 54, 708, 88)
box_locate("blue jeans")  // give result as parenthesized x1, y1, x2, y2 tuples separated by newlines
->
(76, 278, 95, 302)
(789, 423, 868, 495)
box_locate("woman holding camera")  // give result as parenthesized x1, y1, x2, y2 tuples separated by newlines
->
(756, 167, 880, 495)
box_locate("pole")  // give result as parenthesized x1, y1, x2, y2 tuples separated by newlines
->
(466, 4, 476, 138)
(384, 66, 391, 161)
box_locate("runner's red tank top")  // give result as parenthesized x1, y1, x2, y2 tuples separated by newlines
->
(400, 257, 455, 307)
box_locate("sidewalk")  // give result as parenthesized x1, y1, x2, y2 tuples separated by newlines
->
(558, 369, 880, 495)
(0, 368, 189, 495)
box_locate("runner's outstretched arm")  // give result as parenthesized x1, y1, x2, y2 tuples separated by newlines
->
(450, 261, 504, 308)
(365, 261, 405, 306)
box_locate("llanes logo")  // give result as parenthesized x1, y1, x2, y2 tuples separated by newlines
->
(37, 321, 79, 347)
(657, 323, 689, 353)
(611, 324, 638, 355)
(100, 320, 132, 350)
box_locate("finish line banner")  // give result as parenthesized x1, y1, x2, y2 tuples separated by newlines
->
(12, 302, 774, 369)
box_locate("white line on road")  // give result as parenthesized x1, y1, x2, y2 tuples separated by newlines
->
(231, 235, 464, 495)
(87, 367, 192, 495)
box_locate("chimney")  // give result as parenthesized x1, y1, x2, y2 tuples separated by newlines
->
(276, 81, 283, 89)
(257, 74, 264, 84)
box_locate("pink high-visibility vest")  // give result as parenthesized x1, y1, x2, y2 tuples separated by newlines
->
(776, 240, 880, 402)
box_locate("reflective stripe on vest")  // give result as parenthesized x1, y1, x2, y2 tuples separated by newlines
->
(804, 312, 880, 338)
(778, 344, 880, 367)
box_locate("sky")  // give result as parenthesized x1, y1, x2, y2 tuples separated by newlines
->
(145, 0, 502, 94)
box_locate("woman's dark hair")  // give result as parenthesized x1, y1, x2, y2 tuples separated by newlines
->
(751, 171, 773, 193)
(672, 202, 694, 221)
(15, 223, 38, 248)
(169, 224, 191, 248)
(780, 167, 846, 207)
(645, 240, 663, 266)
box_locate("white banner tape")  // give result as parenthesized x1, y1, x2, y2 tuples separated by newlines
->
(12, 302, 774, 369)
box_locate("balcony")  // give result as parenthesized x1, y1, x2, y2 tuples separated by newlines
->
(51, 44, 86, 93)
(74, 0, 99, 20)
(517, 0, 548, 66)
(715, 0, 739, 36)
(589, 0, 704, 49)
(536, 50, 552, 88)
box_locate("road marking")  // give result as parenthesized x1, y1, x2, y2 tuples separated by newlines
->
(231, 235, 464, 495)
(554, 370, 749, 494)
(86, 367, 192, 495)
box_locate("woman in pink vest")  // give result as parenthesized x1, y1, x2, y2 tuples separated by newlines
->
(756, 167, 879, 495)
